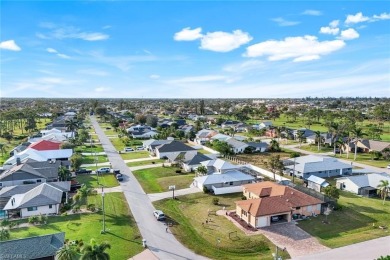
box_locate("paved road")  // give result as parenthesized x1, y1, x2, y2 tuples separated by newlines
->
(294, 235, 390, 260)
(91, 116, 207, 260)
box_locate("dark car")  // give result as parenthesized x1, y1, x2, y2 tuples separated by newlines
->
(116, 175, 123, 181)
(75, 168, 92, 175)
(113, 169, 121, 174)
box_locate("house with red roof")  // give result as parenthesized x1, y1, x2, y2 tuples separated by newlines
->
(29, 140, 61, 151)
(235, 181, 323, 228)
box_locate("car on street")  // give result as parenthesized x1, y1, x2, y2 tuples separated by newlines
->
(125, 147, 134, 152)
(153, 210, 165, 221)
(136, 146, 144, 150)
(96, 167, 110, 174)
(75, 168, 92, 175)
(116, 175, 123, 181)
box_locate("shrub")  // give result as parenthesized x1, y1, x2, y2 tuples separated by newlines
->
(38, 214, 48, 224)
(61, 203, 72, 213)
(1, 219, 9, 227)
(241, 195, 247, 200)
(212, 198, 219, 205)
(72, 205, 80, 213)
(87, 204, 96, 212)
(175, 169, 182, 173)
(203, 186, 209, 194)
(8, 221, 17, 229)
(61, 212, 68, 216)
(28, 216, 39, 224)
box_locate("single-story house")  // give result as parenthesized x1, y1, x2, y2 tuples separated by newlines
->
(200, 158, 239, 174)
(235, 181, 323, 228)
(336, 173, 390, 197)
(307, 175, 329, 192)
(210, 133, 231, 142)
(221, 120, 240, 129)
(3, 183, 65, 218)
(0, 233, 65, 260)
(131, 129, 158, 139)
(293, 128, 315, 140)
(226, 138, 248, 154)
(154, 141, 197, 159)
(247, 142, 269, 152)
(356, 139, 390, 153)
(3, 148, 72, 168)
(193, 170, 255, 195)
(194, 129, 218, 145)
(142, 139, 171, 152)
(166, 152, 211, 172)
(284, 155, 352, 180)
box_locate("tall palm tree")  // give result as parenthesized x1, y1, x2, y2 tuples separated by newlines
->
(297, 130, 305, 148)
(314, 131, 322, 151)
(81, 239, 111, 260)
(66, 118, 80, 138)
(377, 180, 390, 205)
(351, 127, 366, 161)
(56, 244, 78, 260)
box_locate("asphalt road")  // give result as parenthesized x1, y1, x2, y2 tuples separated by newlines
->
(91, 116, 207, 260)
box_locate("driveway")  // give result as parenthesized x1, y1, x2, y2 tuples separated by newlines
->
(148, 187, 201, 202)
(91, 116, 207, 260)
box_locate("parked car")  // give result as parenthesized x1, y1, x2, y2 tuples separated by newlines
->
(136, 146, 144, 150)
(116, 173, 123, 177)
(116, 175, 123, 181)
(125, 147, 134, 152)
(75, 168, 92, 175)
(387, 164, 390, 169)
(96, 167, 110, 174)
(113, 169, 121, 174)
(153, 210, 165, 221)
(271, 216, 280, 222)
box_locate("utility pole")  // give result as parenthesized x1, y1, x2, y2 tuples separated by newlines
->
(292, 157, 296, 184)
(101, 191, 106, 234)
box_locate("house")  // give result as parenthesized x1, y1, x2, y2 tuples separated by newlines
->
(142, 139, 172, 152)
(356, 139, 390, 153)
(265, 128, 278, 138)
(247, 142, 269, 152)
(9, 142, 31, 157)
(336, 173, 390, 197)
(195, 129, 217, 144)
(200, 158, 239, 174)
(210, 133, 231, 142)
(284, 155, 352, 180)
(166, 152, 211, 172)
(306, 133, 332, 145)
(235, 181, 323, 228)
(154, 141, 197, 159)
(3, 183, 64, 218)
(221, 120, 240, 129)
(307, 175, 329, 192)
(226, 138, 248, 154)
(3, 148, 72, 168)
(253, 121, 273, 130)
(193, 170, 255, 195)
(131, 129, 158, 139)
(0, 181, 70, 219)
(127, 124, 152, 133)
(293, 128, 315, 140)
(28, 140, 62, 151)
(0, 233, 65, 260)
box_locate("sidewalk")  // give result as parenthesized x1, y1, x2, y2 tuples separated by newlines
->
(148, 186, 201, 202)
(129, 163, 163, 171)
(81, 152, 106, 156)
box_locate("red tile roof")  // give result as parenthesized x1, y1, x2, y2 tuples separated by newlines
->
(29, 140, 61, 151)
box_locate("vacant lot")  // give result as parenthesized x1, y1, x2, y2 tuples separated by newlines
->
(81, 154, 108, 164)
(126, 159, 165, 167)
(133, 167, 194, 193)
(235, 151, 297, 169)
(9, 193, 143, 259)
(298, 191, 390, 248)
(76, 173, 118, 188)
(120, 151, 150, 160)
(299, 145, 334, 153)
(153, 193, 289, 260)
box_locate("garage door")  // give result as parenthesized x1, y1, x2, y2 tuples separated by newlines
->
(257, 216, 268, 227)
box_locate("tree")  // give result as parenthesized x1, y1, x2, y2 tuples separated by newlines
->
(3, 132, 13, 143)
(146, 115, 158, 127)
(95, 107, 107, 118)
(78, 129, 90, 143)
(212, 140, 232, 156)
(296, 130, 305, 148)
(56, 244, 78, 260)
(70, 153, 83, 171)
(81, 239, 111, 260)
(199, 99, 205, 115)
(66, 118, 80, 138)
(351, 127, 366, 161)
(58, 165, 72, 181)
(268, 139, 281, 152)
(135, 114, 147, 124)
(266, 155, 284, 181)
(0, 228, 10, 241)
(377, 180, 389, 205)
(196, 165, 207, 176)
(0, 143, 7, 157)
(323, 186, 340, 200)
(314, 131, 322, 151)
(77, 184, 92, 199)
(289, 153, 300, 183)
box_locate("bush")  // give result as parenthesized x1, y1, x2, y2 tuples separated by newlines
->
(212, 198, 219, 205)
(38, 214, 48, 224)
(203, 186, 209, 194)
(28, 216, 39, 224)
(8, 221, 17, 229)
(61, 203, 72, 213)
(175, 169, 182, 173)
(241, 195, 247, 200)
(1, 219, 9, 227)
(62, 212, 68, 216)
(72, 205, 80, 213)
(87, 204, 96, 212)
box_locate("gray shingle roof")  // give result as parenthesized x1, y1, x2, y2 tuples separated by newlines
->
(0, 232, 65, 259)
(337, 173, 390, 188)
(156, 141, 196, 153)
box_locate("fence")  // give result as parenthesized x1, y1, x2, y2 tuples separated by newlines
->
(287, 183, 336, 204)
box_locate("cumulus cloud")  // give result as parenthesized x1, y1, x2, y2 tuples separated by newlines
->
(37, 24, 109, 41)
(302, 10, 322, 16)
(345, 12, 370, 24)
(174, 27, 203, 41)
(0, 40, 21, 51)
(329, 20, 339, 28)
(372, 12, 390, 21)
(200, 30, 252, 52)
(271, 17, 300, 26)
(245, 35, 345, 62)
(320, 27, 340, 35)
(339, 28, 360, 40)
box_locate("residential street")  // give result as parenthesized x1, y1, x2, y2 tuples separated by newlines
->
(91, 116, 208, 260)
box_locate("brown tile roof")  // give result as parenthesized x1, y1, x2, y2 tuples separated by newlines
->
(243, 181, 285, 197)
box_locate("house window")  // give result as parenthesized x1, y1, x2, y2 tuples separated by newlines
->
(27, 207, 38, 211)
(296, 207, 301, 210)
(49, 205, 52, 209)
(0, 183, 2, 187)
(37, 179, 42, 183)
(229, 182, 233, 186)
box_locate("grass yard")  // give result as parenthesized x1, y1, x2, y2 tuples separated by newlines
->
(110, 137, 143, 152)
(334, 153, 390, 168)
(74, 144, 104, 153)
(120, 151, 150, 160)
(196, 149, 212, 154)
(81, 155, 108, 164)
(75, 173, 118, 188)
(132, 167, 194, 193)
(9, 193, 143, 259)
(298, 191, 390, 248)
(299, 145, 334, 154)
(235, 151, 298, 169)
(126, 159, 165, 167)
(153, 193, 289, 260)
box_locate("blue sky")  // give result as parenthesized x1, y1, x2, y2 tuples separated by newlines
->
(1, 1, 389, 98)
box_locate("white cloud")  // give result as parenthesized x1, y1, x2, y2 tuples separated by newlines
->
(46, 48, 57, 53)
(329, 20, 339, 28)
(149, 74, 160, 79)
(245, 35, 345, 62)
(174, 27, 203, 41)
(345, 12, 369, 24)
(102, 25, 111, 30)
(302, 10, 322, 16)
(372, 12, 390, 21)
(38, 24, 109, 41)
(271, 17, 300, 26)
(0, 40, 21, 51)
(77, 69, 109, 76)
(339, 28, 360, 40)
(95, 87, 110, 92)
(320, 26, 340, 35)
(167, 75, 227, 84)
(46, 47, 70, 59)
(200, 30, 252, 52)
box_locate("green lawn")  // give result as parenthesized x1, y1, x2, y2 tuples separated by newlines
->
(8, 193, 143, 259)
(335, 153, 390, 168)
(196, 149, 212, 155)
(120, 151, 150, 160)
(81, 155, 108, 164)
(153, 193, 289, 260)
(75, 144, 104, 153)
(126, 159, 165, 167)
(110, 137, 143, 152)
(76, 174, 118, 188)
(133, 167, 194, 193)
(299, 145, 334, 154)
(298, 191, 390, 248)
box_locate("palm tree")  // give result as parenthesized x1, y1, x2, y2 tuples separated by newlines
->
(0, 143, 7, 157)
(314, 131, 322, 151)
(81, 239, 111, 260)
(377, 180, 389, 205)
(297, 130, 305, 148)
(351, 127, 366, 161)
(58, 165, 72, 181)
(66, 118, 80, 138)
(196, 165, 208, 176)
(56, 244, 78, 260)
(269, 139, 281, 152)
(335, 137, 344, 156)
